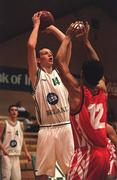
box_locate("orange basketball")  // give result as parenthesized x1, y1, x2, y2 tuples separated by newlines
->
(40, 11, 54, 31)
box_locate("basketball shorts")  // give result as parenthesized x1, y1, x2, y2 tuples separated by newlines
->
(2, 155, 21, 180)
(35, 123, 74, 177)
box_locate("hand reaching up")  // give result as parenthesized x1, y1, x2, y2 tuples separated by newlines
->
(32, 11, 42, 28)
(66, 21, 90, 43)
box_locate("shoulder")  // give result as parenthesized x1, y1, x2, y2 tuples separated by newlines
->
(54, 68, 58, 73)
(52, 69, 59, 75)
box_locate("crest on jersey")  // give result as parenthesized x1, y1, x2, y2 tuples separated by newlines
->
(10, 140, 17, 147)
(47, 92, 59, 105)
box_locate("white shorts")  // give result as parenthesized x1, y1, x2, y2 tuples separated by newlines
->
(1, 155, 21, 180)
(35, 123, 74, 177)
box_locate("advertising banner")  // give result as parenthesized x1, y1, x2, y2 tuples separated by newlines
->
(0, 66, 32, 92)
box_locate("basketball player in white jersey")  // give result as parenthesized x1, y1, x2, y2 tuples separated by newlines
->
(0, 104, 31, 180)
(27, 12, 74, 180)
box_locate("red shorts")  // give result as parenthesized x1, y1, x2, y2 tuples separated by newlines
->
(67, 146, 110, 180)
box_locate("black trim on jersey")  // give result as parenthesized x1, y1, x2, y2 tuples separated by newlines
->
(55, 68, 59, 74)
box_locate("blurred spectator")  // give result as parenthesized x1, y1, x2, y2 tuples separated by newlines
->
(23, 114, 39, 132)
(16, 101, 29, 118)
(15, 101, 39, 132)
(0, 104, 31, 180)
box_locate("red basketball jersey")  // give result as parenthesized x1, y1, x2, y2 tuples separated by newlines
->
(71, 86, 108, 149)
(69, 86, 110, 180)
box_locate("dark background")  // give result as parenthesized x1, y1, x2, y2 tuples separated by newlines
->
(1, 0, 117, 42)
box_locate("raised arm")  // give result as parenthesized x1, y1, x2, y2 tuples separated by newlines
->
(55, 22, 80, 87)
(75, 21, 100, 60)
(45, 25, 65, 42)
(55, 23, 82, 113)
(27, 12, 41, 87)
(76, 21, 107, 91)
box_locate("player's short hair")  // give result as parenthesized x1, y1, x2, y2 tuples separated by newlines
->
(8, 105, 18, 112)
(82, 59, 104, 86)
(36, 47, 52, 58)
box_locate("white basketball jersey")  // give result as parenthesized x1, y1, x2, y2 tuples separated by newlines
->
(34, 69, 70, 124)
(2, 120, 23, 156)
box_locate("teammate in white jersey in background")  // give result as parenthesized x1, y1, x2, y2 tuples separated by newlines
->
(0, 104, 31, 180)
(27, 12, 74, 180)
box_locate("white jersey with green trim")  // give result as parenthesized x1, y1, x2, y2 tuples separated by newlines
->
(34, 69, 70, 125)
(2, 120, 23, 156)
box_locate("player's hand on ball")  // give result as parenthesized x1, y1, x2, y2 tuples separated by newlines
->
(32, 12, 42, 27)
(39, 10, 54, 31)
(66, 21, 85, 38)
(75, 21, 90, 42)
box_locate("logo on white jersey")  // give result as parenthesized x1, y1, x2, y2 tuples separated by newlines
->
(10, 140, 17, 147)
(47, 92, 59, 105)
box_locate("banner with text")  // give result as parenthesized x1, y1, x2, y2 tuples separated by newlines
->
(0, 66, 32, 91)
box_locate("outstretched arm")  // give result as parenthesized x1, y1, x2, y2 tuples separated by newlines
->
(76, 21, 106, 91)
(47, 24, 73, 67)
(75, 21, 100, 60)
(45, 25, 65, 42)
(55, 24, 82, 113)
(27, 12, 42, 87)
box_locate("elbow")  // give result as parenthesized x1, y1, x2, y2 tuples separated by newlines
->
(55, 58, 66, 73)
(56, 54, 63, 63)
(55, 56, 64, 70)
(27, 41, 35, 50)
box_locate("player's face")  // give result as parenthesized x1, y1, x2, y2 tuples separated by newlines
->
(9, 106, 18, 118)
(39, 48, 54, 67)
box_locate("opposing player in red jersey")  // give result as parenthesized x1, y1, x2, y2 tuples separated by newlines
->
(55, 21, 110, 180)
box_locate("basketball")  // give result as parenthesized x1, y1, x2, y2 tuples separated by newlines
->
(39, 11, 54, 31)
